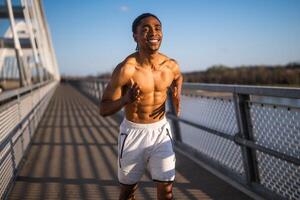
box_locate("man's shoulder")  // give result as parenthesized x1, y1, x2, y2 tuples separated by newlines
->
(113, 54, 136, 78)
(159, 53, 179, 68)
(117, 53, 138, 70)
(124, 53, 139, 67)
(114, 53, 138, 73)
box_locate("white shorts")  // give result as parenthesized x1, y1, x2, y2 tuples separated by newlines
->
(118, 117, 176, 185)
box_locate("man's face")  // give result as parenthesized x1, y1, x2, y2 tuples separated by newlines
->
(134, 16, 162, 53)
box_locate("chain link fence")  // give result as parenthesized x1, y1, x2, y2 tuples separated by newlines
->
(250, 102, 300, 199)
(179, 95, 244, 175)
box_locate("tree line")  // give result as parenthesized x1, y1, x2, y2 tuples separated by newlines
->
(183, 63, 300, 86)
(94, 62, 300, 86)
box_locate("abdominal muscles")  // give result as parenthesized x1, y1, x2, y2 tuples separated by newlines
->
(125, 89, 168, 123)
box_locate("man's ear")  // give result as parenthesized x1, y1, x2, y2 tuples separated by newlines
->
(133, 33, 137, 42)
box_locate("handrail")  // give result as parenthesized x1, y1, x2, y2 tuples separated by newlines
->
(67, 78, 300, 98)
(183, 83, 300, 99)
(0, 80, 52, 103)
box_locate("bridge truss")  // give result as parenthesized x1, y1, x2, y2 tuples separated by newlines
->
(0, 1, 59, 198)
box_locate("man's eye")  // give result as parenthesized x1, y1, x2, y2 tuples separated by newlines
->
(143, 28, 149, 32)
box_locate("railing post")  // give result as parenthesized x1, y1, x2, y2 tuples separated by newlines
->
(233, 93, 260, 184)
(96, 81, 101, 101)
(93, 81, 97, 99)
(91, 81, 94, 97)
(90, 82, 92, 96)
(9, 139, 16, 175)
(80, 81, 84, 92)
(167, 89, 182, 142)
(99, 81, 104, 100)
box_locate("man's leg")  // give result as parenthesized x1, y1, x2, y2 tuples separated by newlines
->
(150, 124, 175, 200)
(119, 183, 138, 200)
(157, 182, 173, 200)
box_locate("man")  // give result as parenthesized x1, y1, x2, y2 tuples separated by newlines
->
(100, 13, 182, 200)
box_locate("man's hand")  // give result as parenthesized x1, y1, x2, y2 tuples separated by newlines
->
(123, 79, 141, 105)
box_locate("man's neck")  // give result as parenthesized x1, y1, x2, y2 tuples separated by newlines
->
(137, 50, 161, 69)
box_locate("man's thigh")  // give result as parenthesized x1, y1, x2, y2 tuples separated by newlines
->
(118, 131, 145, 185)
(148, 126, 176, 182)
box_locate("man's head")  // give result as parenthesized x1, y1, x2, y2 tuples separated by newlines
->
(132, 13, 162, 52)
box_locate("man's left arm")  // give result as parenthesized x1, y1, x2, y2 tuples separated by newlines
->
(171, 61, 183, 116)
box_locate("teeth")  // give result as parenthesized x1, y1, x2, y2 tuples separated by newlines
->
(149, 39, 158, 42)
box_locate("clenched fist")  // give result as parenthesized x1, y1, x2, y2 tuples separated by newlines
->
(123, 79, 141, 104)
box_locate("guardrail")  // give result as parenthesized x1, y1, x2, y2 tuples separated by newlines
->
(0, 80, 58, 199)
(68, 78, 300, 200)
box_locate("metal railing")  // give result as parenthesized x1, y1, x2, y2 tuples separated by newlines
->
(68, 78, 300, 200)
(172, 83, 300, 200)
(0, 80, 58, 199)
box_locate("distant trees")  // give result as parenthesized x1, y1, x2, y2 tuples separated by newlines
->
(94, 63, 300, 86)
(183, 63, 300, 86)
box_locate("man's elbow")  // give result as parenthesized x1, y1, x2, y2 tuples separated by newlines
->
(99, 104, 109, 117)
(99, 110, 105, 117)
(178, 74, 183, 82)
(175, 74, 183, 82)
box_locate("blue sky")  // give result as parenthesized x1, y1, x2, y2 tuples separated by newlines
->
(43, 0, 300, 76)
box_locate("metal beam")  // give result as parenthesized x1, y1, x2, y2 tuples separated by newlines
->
(0, 6, 24, 18)
(183, 83, 300, 99)
(0, 38, 32, 48)
(233, 94, 260, 184)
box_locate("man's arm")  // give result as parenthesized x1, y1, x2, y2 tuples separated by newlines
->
(99, 63, 139, 117)
(99, 83, 126, 117)
(170, 60, 183, 116)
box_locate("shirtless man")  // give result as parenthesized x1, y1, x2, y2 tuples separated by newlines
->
(99, 13, 183, 200)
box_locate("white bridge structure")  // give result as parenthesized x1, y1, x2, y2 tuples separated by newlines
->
(0, 0, 59, 88)
(0, 0, 59, 198)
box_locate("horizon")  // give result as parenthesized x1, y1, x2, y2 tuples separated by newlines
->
(61, 62, 300, 78)
(43, 0, 300, 76)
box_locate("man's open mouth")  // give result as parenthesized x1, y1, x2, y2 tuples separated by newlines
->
(147, 39, 160, 44)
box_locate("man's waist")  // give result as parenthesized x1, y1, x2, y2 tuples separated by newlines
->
(122, 116, 167, 129)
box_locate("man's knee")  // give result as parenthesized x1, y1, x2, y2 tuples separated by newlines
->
(119, 183, 137, 200)
(157, 182, 173, 200)
(161, 192, 173, 200)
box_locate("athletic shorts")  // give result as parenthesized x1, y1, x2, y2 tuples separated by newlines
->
(118, 117, 176, 185)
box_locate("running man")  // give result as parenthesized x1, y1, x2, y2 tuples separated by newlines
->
(99, 13, 183, 200)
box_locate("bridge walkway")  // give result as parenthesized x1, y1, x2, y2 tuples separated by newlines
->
(7, 84, 253, 200)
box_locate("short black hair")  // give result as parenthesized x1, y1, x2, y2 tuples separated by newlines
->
(132, 13, 161, 33)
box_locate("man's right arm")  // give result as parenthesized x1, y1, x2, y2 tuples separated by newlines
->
(99, 63, 138, 117)
(99, 82, 127, 117)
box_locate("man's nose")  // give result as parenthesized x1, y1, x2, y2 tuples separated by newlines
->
(148, 28, 156, 36)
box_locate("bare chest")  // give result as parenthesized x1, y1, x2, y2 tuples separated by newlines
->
(133, 67, 174, 93)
